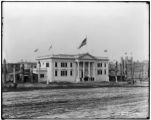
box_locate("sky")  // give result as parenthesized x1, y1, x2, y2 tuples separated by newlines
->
(2, 2, 149, 62)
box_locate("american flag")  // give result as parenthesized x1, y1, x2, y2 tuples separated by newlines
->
(104, 49, 108, 52)
(34, 49, 38, 52)
(48, 45, 52, 51)
(78, 37, 87, 49)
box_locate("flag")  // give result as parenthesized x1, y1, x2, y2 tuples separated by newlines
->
(78, 37, 87, 49)
(34, 49, 38, 52)
(104, 49, 108, 52)
(48, 45, 52, 51)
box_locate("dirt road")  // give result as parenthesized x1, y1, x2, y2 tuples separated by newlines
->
(2, 87, 149, 118)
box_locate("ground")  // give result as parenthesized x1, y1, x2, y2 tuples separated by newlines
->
(2, 87, 149, 119)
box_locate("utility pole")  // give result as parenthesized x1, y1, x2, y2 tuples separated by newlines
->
(38, 61, 40, 83)
(141, 63, 144, 81)
(148, 60, 149, 79)
(13, 65, 16, 84)
(120, 63, 122, 81)
(115, 61, 118, 83)
(3, 59, 7, 87)
(131, 57, 134, 84)
(125, 56, 128, 81)
(121, 57, 124, 81)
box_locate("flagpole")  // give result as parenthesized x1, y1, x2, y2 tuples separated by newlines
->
(48, 45, 53, 55)
(33, 48, 40, 82)
(104, 49, 108, 58)
(34, 49, 39, 61)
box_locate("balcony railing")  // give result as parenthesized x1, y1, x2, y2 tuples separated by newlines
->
(33, 68, 47, 73)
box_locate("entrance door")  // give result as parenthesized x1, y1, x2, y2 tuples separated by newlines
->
(81, 71, 83, 78)
(79, 70, 83, 81)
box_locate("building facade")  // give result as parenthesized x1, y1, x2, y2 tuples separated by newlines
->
(33, 53, 109, 83)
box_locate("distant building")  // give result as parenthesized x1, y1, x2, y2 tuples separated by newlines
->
(5, 63, 20, 74)
(132, 61, 148, 80)
(109, 57, 149, 82)
(2, 61, 37, 83)
(109, 61, 125, 82)
(33, 53, 109, 83)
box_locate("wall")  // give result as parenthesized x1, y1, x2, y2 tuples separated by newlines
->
(47, 59, 53, 82)
(95, 60, 109, 81)
(38, 69, 47, 82)
(38, 58, 109, 83)
(52, 59, 76, 83)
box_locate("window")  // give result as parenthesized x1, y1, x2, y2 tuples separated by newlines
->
(61, 62, 67, 67)
(61, 70, 67, 76)
(97, 70, 102, 75)
(40, 74, 44, 78)
(55, 62, 57, 67)
(46, 63, 49, 67)
(97, 63, 100, 67)
(104, 70, 106, 75)
(70, 63, 72, 67)
(55, 70, 57, 76)
(97, 63, 102, 67)
(104, 63, 106, 67)
(70, 70, 72, 76)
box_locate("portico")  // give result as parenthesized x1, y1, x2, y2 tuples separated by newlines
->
(76, 60, 96, 82)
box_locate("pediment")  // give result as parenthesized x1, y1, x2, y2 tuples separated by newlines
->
(78, 53, 97, 60)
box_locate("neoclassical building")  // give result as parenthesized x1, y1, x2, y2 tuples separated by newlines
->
(33, 53, 109, 83)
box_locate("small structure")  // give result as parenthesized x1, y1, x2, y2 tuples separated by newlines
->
(2, 61, 37, 83)
(19, 61, 37, 82)
(33, 53, 109, 83)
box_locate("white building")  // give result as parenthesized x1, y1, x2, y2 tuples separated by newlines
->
(33, 53, 109, 83)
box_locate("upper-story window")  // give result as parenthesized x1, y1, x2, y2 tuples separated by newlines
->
(97, 63, 102, 67)
(55, 62, 57, 67)
(61, 62, 67, 67)
(104, 63, 106, 67)
(70, 63, 72, 67)
(46, 63, 49, 67)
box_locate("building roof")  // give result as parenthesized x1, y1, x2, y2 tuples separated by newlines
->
(36, 53, 109, 61)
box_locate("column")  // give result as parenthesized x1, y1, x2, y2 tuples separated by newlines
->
(88, 62, 90, 77)
(89, 62, 91, 78)
(76, 61, 80, 82)
(93, 62, 95, 80)
(83, 62, 85, 81)
(46, 67, 49, 84)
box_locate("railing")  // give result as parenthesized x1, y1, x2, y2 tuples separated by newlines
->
(33, 68, 47, 73)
